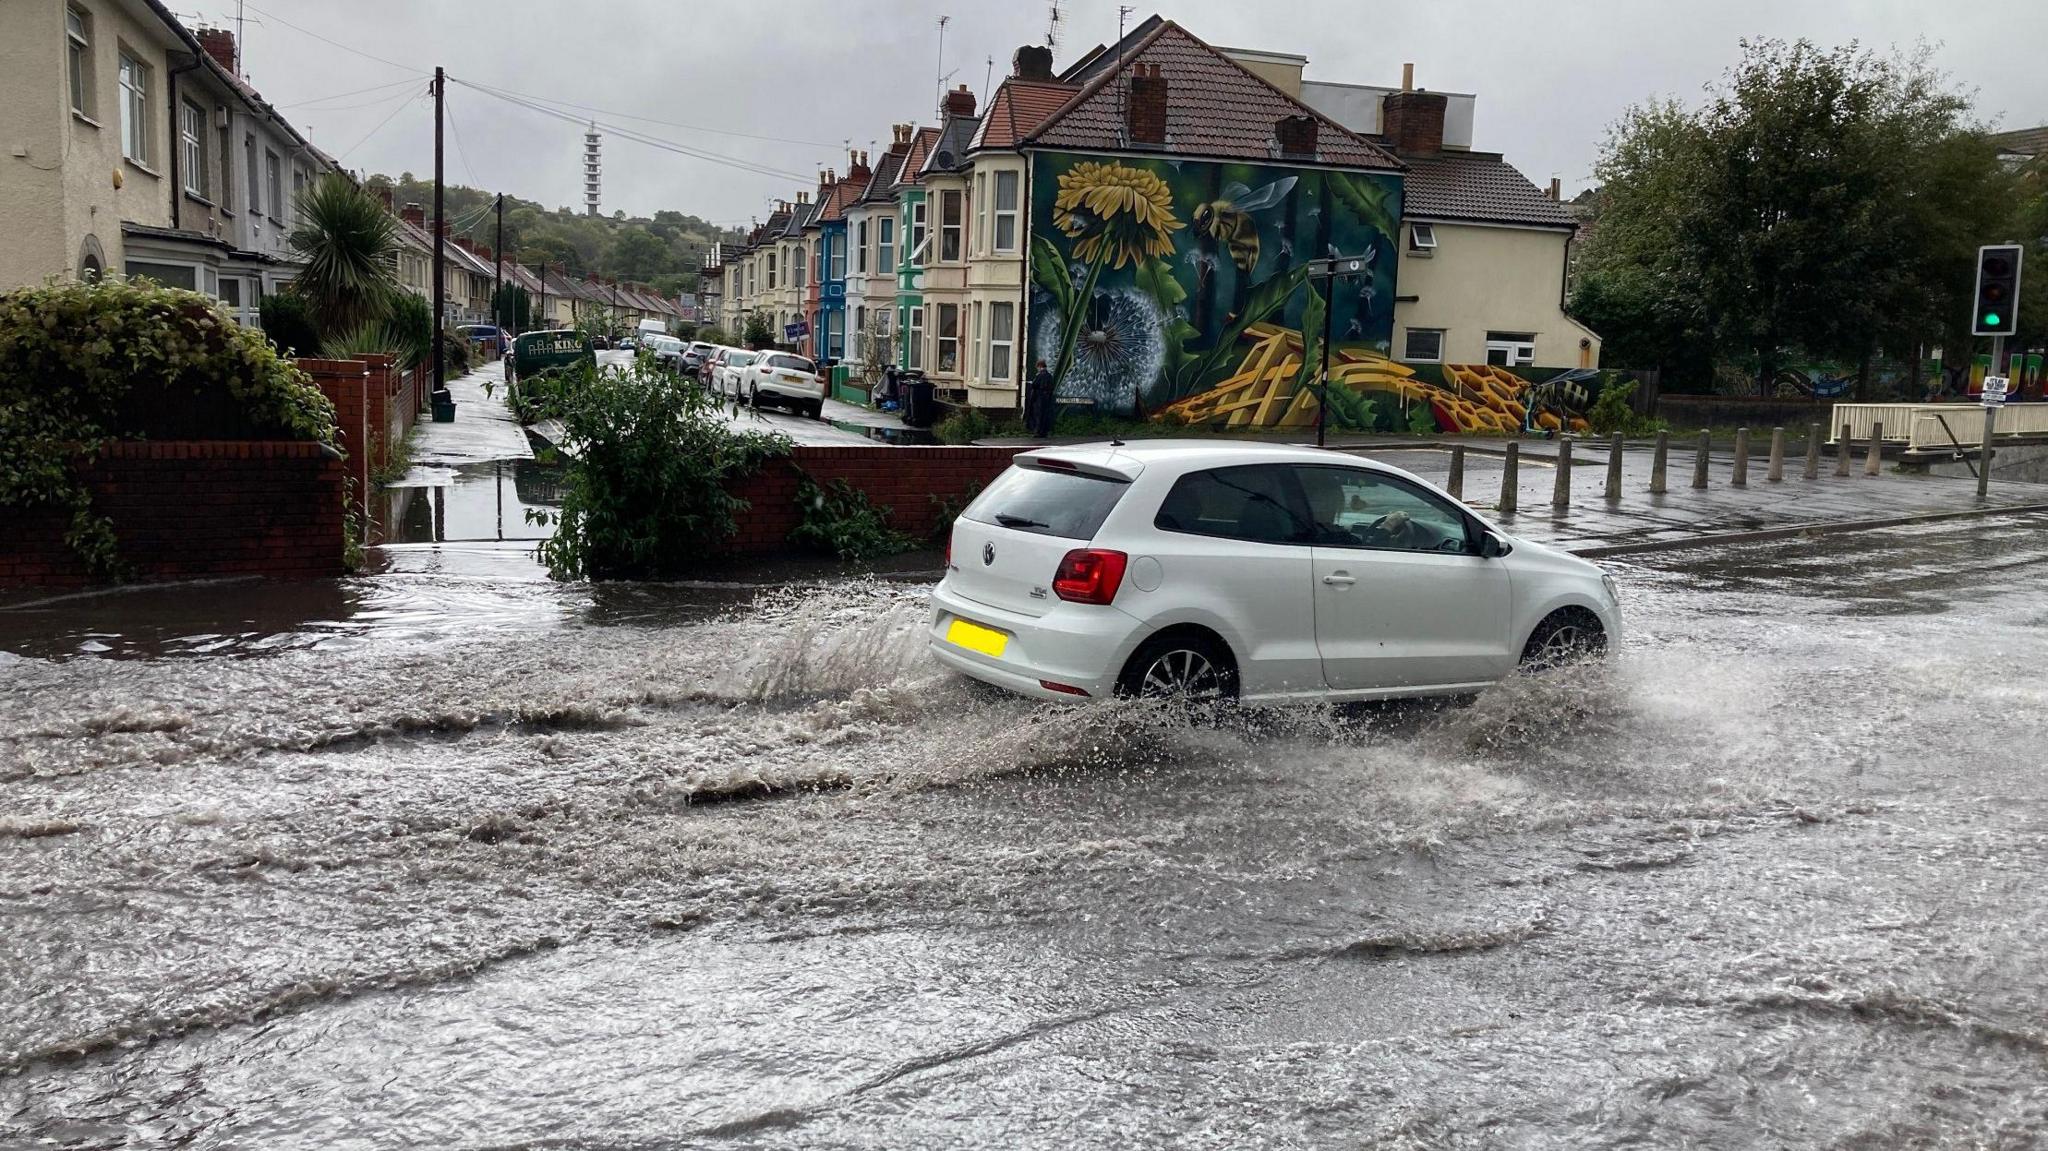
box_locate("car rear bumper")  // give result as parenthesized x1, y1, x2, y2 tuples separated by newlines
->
(758, 381, 826, 401)
(927, 581, 1144, 701)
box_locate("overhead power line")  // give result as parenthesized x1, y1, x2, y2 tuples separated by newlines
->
(447, 79, 841, 150)
(239, 1, 426, 76)
(336, 88, 424, 162)
(278, 77, 422, 109)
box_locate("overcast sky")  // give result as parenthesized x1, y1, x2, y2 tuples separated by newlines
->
(192, 0, 2047, 230)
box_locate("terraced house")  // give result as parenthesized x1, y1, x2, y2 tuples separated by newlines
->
(839, 131, 910, 402)
(1, 4, 335, 319)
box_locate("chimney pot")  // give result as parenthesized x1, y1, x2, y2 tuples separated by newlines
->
(1402, 62, 1414, 92)
(1549, 177, 1561, 201)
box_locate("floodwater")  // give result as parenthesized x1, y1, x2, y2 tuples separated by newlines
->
(4, 517, 2048, 1148)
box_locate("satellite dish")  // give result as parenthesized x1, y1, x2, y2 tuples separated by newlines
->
(934, 150, 956, 170)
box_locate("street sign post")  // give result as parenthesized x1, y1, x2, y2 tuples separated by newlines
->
(1978, 374, 2008, 501)
(1305, 254, 1373, 449)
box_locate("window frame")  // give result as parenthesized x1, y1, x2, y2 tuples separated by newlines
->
(939, 189, 963, 263)
(1290, 465, 1480, 556)
(117, 52, 150, 165)
(766, 248, 777, 289)
(1485, 332, 1537, 368)
(908, 200, 929, 265)
(1408, 222, 1437, 254)
(67, 7, 94, 119)
(993, 170, 1020, 254)
(878, 215, 895, 273)
(830, 230, 845, 281)
(973, 172, 986, 255)
(854, 218, 868, 275)
(905, 304, 924, 370)
(264, 150, 282, 221)
(936, 302, 959, 374)
(1402, 327, 1445, 364)
(180, 99, 209, 199)
(988, 300, 1014, 383)
(1152, 464, 1317, 547)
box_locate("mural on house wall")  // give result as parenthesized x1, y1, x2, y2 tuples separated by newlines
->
(1028, 153, 1401, 416)
(1148, 323, 1628, 434)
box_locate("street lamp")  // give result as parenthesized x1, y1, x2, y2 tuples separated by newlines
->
(1306, 255, 1371, 449)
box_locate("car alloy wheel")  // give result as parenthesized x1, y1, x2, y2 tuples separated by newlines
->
(1139, 648, 1223, 699)
(1520, 609, 1606, 671)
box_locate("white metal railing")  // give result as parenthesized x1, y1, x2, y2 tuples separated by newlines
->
(1906, 404, 2048, 451)
(1828, 403, 1925, 443)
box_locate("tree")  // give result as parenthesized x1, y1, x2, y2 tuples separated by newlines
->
(288, 173, 399, 337)
(492, 283, 531, 332)
(1579, 40, 2017, 394)
(742, 309, 774, 350)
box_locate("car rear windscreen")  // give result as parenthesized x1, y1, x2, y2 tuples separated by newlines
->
(963, 466, 1130, 540)
(764, 354, 813, 373)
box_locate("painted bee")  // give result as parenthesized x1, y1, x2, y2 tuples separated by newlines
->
(1191, 177, 1298, 274)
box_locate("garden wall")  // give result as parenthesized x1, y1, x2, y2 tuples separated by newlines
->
(0, 442, 347, 589)
(725, 446, 1017, 556)
(1655, 395, 1834, 430)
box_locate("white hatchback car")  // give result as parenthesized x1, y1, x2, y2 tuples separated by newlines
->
(928, 442, 1620, 703)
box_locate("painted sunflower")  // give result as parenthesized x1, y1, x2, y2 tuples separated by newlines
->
(1052, 162, 1184, 270)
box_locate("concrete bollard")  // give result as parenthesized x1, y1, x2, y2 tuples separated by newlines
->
(1804, 423, 1821, 480)
(1500, 442, 1519, 515)
(1447, 443, 1465, 499)
(1691, 430, 1711, 489)
(1836, 422, 1852, 476)
(1605, 431, 1623, 500)
(1767, 427, 1786, 482)
(1731, 427, 1750, 486)
(1864, 421, 1883, 476)
(1649, 431, 1669, 494)
(1552, 435, 1573, 510)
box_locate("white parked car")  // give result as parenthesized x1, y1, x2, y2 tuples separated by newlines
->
(710, 348, 758, 397)
(928, 442, 1620, 704)
(741, 351, 826, 418)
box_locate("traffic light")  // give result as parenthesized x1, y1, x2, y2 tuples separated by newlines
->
(1972, 243, 2023, 337)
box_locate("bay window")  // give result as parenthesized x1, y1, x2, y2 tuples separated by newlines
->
(993, 171, 1019, 253)
(988, 301, 1015, 382)
(936, 303, 958, 373)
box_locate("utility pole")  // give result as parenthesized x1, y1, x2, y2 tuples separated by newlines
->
(492, 192, 504, 335)
(535, 264, 547, 329)
(431, 65, 446, 400)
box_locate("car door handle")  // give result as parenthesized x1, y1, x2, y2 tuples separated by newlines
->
(1321, 572, 1356, 587)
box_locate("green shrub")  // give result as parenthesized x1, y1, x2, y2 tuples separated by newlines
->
(1585, 380, 1667, 437)
(259, 291, 323, 358)
(440, 327, 474, 376)
(0, 278, 338, 576)
(934, 406, 992, 444)
(386, 292, 435, 368)
(788, 476, 914, 561)
(531, 361, 788, 579)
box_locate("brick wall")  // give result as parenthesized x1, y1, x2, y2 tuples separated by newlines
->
(301, 358, 372, 506)
(725, 446, 1017, 555)
(0, 442, 347, 588)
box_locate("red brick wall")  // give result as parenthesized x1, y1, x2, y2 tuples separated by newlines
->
(725, 446, 1017, 555)
(301, 358, 371, 504)
(0, 442, 348, 588)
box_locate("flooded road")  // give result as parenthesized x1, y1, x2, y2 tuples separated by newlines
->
(4, 517, 2048, 1148)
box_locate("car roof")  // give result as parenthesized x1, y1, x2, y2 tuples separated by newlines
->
(1017, 440, 1429, 485)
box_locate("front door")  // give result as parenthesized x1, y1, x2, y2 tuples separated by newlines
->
(1292, 465, 1513, 692)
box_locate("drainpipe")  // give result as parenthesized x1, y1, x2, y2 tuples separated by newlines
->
(1018, 149, 1032, 409)
(168, 55, 205, 229)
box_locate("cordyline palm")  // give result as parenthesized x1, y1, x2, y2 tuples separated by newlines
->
(288, 174, 400, 338)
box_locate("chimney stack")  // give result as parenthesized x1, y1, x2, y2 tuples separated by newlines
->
(1275, 114, 1318, 158)
(889, 123, 914, 153)
(1013, 44, 1055, 81)
(375, 186, 394, 212)
(1381, 88, 1448, 156)
(401, 203, 425, 228)
(1127, 64, 1167, 146)
(1549, 177, 1561, 201)
(1401, 62, 1414, 92)
(196, 27, 237, 74)
(941, 83, 976, 119)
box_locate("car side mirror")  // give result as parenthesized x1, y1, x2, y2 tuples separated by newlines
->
(1479, 531, 1511, 559)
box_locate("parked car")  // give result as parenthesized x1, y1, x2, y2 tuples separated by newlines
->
(645, 335, 686, 372)
(617, 338, 637, 352)
(739, 351, 825, 417)
(694, 344, 732, 386)
(509, 329, 595, 385)
(680, 341, 718, 375)
(927, 442, 1620, 704)
(457, 323, 506, 356)
(710, 348, 758, 397)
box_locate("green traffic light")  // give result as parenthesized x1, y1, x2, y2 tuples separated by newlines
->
(1984, 312, 2002, 327)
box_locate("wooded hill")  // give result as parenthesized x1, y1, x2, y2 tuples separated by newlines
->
(368, 173, 742, 297)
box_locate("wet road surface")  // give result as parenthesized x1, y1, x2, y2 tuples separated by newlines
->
(4, 517, 2048, 1147)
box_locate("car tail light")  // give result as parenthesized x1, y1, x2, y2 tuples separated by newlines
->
(1052, 548, 1127, 605)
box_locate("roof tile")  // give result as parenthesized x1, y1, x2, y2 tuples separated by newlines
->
(1399, 151, 1575, 228)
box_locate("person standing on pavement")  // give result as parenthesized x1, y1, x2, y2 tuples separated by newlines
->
(1028, 359, 1056, 439)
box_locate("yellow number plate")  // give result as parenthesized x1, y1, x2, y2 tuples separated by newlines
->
(780, 373, 808, 384)
(945, 617, 1009, 657)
